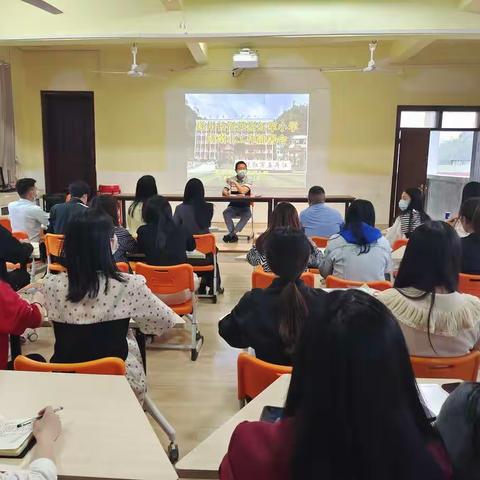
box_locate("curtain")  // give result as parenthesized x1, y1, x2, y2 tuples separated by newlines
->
(0, 63, 16, 185)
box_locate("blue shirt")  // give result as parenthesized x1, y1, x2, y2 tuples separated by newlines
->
(299, 203, 343, 238)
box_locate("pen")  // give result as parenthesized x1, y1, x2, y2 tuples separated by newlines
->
(16, 407, 64, 428)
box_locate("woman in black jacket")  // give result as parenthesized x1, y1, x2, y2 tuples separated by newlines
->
(137, 195, 195, 266)
(219, 227, 326, 365)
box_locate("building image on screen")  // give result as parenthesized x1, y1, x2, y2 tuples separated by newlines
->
(185, 93, 309, 188)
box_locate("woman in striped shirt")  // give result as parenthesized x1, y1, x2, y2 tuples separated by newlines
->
(385, 187, 430, 246)
(246, 202, 323, 272)
(91, 195, 138, 263)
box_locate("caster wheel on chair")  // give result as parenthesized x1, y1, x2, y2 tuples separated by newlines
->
(168, 442, 179, 463)
(27, 332, 39, 342)
(191, 348, 199, 361)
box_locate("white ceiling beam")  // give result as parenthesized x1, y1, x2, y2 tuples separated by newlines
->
(186, 41, 208, 64)
(386, 38, 435, 64)
(161, 0, 183, 11)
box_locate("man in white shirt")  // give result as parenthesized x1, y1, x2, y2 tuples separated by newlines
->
(8, 178, 49, 242)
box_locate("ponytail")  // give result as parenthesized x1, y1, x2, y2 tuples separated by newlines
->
(279, 281, 309, 356)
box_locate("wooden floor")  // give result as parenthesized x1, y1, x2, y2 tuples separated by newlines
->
(23, 251, 254, 459)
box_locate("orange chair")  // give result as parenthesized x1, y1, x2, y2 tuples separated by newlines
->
(237, 352, 292, 407)
(392, 238, 408, 252)
(411, 351, 480, 381)
(311, 236, 329, 248)
(0, 217, 12, 232)
(44, 234, 66, 273)
(325, 275, 392, 291)
(116, 262, 130, 273)
(14, 355, 126, 375)
(192, 233, 219, 303)
(252, 266, 315, 289)
(135, 262, 203, 361)
(12, 231, 29, 241)
(458, 273, 480, 297)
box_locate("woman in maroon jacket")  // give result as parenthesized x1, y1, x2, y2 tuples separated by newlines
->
(0, 281, 42, 369)
(220, 290, 452, 480)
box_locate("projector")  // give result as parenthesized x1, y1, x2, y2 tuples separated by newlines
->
(233, 48, 259, 69)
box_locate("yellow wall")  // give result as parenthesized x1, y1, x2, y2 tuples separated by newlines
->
(3, 44, 480, 222)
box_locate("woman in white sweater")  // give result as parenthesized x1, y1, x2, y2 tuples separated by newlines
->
(377, 221, 480, 357)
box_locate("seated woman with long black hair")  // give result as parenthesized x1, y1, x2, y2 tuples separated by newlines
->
(377, 221, 480, 357)
(246, 202, 323, 273)
(385, 187, 430, 246)
(220, 290, 452, 480)
(91, 195, 137, 263)
(42, 210, 179, 403)
(174, 178, 222, 293)
(319, 199, 392, 282)
(127, 174, 158, 233)
(219, 227, 326, 366)
(137, 195, 195, 267)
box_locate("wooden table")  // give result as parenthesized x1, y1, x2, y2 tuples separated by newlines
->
(175, 374, 459, 479)
(115, 194, 355, 228)
(0, 370, 178, 480)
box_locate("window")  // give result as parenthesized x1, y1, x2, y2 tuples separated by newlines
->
(400, 111, 438, 128)
(441, 111, 478, 129)
(427, 131, 475, 178)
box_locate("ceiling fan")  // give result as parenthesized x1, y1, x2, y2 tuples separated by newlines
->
(94, 44, 152, 78)
(321, 41, 402, 74)
(21, 0, 63, 14)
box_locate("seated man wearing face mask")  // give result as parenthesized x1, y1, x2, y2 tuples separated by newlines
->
(384, 187, 430, 247)
(222, 161, 252, 243)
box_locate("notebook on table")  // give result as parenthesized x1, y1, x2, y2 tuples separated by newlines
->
(0, 419, 35, 458)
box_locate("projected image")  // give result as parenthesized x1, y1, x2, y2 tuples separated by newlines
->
(185, 93, 309, 189)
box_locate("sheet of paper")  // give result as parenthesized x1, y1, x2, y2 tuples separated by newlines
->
(418, 383, 449, 417)
(0, 419, 32, 451)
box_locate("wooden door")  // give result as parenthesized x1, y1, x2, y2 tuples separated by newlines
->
(41, 91, 97, 194)
(389, 128, 430, 223)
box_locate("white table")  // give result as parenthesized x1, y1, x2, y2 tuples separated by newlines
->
(0, 371, 178, 480)
(175, 374, 459, 479)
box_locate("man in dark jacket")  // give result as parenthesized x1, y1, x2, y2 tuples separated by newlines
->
(48, 180, 90, 234)
(0, 224, 33, 291)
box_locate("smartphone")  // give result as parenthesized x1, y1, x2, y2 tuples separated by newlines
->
(260, 406, 284, 423)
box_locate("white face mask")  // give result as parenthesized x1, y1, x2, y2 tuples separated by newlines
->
(398, 199, 410, 211)
(236, 170, 246, 180)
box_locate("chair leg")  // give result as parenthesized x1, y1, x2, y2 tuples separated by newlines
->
(143, 394, 179, 463)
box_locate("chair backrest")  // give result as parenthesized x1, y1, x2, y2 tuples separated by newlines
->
(45, 233, 65, 257)
(12, 231, 29, 241)
(51, 319, 130, 364)
(252, 267, 315, 289)
(135, 262, 194, 294)
(0, 217, 12, 232)
(116, 262, 130, 273)
(14, 355, 126, 375)
(193, 233, 216, 255)
(410, 351, 480, 381)
(311, 236, 329, 248)
(458, 273, 480, 297)
(392, 238, 408, 252)
(325, 275, 392, 291)
(237, 352, 292, 401)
